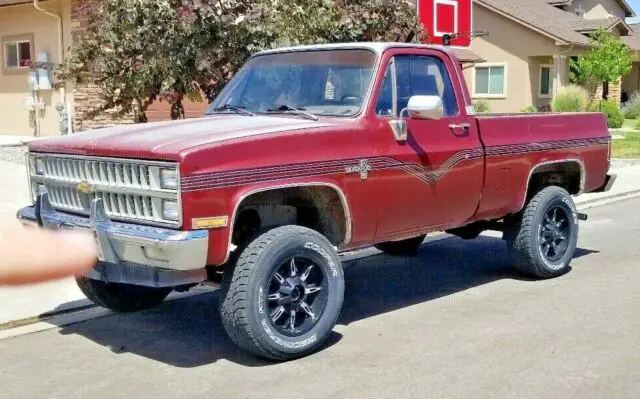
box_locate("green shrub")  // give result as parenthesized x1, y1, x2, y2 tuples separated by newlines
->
(551, 85, 589, 112)
(623, 92, 640, 119)
(589, 99, 624, 128)
(635, 118, 640, 130)
(473, 99, 492, 113)
(521, 105, 538, 113)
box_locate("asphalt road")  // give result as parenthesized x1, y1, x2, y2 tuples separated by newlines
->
(1, 198, 639, 398)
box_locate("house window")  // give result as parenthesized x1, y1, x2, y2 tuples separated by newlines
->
(474, 64, 506, 97)
(2, 34, 33, 73)
(539, 65, 552, 97)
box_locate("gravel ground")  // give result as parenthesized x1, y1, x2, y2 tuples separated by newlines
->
(0, 146, 27, 164)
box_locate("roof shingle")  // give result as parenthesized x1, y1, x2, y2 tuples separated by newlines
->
(477, 0, 592, 45)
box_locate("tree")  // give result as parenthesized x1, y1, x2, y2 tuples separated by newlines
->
(61, 0, 423, 123)
(569, 27, 636, 89)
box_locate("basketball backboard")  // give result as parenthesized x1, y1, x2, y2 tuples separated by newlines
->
(418, 0, 473, 48)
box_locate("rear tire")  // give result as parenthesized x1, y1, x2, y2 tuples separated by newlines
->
(219, 226, 344, 361)
(505, 186, 579, 279)
(374, 235, 426, 256)
(76, 277, 172, 313)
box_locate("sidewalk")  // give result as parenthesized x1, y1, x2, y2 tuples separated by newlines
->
(2, 162, 640, 332)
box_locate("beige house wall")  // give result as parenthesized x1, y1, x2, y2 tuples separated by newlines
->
(0, 1, 67, 137)
(464, 4, 562, 113)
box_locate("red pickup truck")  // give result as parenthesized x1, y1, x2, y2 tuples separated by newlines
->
(19, 42, 615, 360)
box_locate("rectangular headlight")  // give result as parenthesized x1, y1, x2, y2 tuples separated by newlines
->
(162, 200, 180, 221)
(34, 158, 44, 175)
(28, 155, 44, 175)
(160, 169, 178, 190)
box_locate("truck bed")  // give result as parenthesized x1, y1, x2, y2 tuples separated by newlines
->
(472, 112, 611, 220)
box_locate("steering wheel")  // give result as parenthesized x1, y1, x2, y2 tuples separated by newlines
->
(341, 95, 361, 105)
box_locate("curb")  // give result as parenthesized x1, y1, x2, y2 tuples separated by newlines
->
(575, 189, 640, 208)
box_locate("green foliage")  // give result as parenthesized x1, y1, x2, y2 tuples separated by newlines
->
(589, 99, 624, 129)
(569, 28, 636, 85)
(521, 105, 538, 113)
(473, 99, 491, 113)
(60, 0, 424, 122)
(623, 92, 640, 119)
(551, 85, 589, 112)
(635, 119, 640, 130)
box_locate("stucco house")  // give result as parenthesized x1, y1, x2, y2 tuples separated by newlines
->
(462, 0, 640, 112)
(1, 0, 640, 138)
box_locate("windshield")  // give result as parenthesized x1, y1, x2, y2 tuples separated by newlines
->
(208, 49, 377, 117)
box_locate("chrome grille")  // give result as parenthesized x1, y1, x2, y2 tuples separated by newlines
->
(29, 154, 180, 227)
(42, 158, 157, 190)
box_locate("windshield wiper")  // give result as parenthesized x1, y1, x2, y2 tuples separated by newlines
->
(208, 104, 255, 116)
(265, 104, 319, 121)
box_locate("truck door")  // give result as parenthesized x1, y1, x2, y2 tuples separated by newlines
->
(371, 50, 484, 237)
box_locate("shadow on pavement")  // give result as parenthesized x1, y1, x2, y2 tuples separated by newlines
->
(54, 235, 598, 368)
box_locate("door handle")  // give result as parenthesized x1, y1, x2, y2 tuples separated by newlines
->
(448, 123, 471, 130)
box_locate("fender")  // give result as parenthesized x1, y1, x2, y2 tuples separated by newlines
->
(221, 181, 353, 264)
(517, 158, 585, 213)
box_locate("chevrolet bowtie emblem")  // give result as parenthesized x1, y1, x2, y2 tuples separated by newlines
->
(77, 181, 94, 194)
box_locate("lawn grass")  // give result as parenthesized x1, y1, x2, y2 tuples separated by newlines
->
(612, 132, 640, 159)
(623, 119, 638, 129)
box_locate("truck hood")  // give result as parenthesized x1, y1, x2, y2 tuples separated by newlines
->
(29, 115, 334, 160)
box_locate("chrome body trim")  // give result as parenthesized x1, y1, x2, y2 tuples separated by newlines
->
(223, 182, 352, 264)
(518, 158, 586, 212)
(17, 194, 208, 273)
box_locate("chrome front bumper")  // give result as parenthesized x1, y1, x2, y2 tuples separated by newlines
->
(16, 193, 209, 287)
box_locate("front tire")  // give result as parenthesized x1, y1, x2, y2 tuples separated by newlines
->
(219, 226, 345, 361)
(76, 277, 172, 313)
(374, 235, 426, 256)
(506, 186, 579, 279)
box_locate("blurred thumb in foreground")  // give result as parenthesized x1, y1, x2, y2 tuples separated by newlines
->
(0, 226, 97, 286)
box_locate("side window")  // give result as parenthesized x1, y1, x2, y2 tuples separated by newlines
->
(375, 65, 393, 116)
(395, 55, 459, 117)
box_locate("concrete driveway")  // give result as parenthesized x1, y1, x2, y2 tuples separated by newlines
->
(0, 198, 638, 398)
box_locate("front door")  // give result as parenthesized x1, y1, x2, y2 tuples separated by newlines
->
(371, 50, 484, 237)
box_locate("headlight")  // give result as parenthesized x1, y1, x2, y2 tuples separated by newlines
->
(28, 155, 44, 175)
(31, 183, 47, 202)
(162, 200, 180, 221)
(34, 158, 44, 175)
(160, 169, 178, 190)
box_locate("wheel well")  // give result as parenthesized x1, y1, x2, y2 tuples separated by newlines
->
(231, 186, 349, 248)
(527, 161, 582, 200)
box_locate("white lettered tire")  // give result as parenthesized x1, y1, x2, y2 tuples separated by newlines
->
(219, 226, 344, 360)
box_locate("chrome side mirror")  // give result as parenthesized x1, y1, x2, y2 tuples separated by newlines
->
(388, 95, 444, 142)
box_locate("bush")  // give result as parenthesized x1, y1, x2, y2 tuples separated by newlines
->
(473, 99, 492, 113)
(623, 92, 640, 119)
(551, 84, 589, 112)
(589, 99, 624, 128)
(521, 105, 538, 113)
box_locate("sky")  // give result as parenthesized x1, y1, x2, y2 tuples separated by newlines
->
(628, 0, 640, 22)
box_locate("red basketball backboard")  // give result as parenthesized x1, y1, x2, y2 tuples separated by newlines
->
(418, 0, 473, 48)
